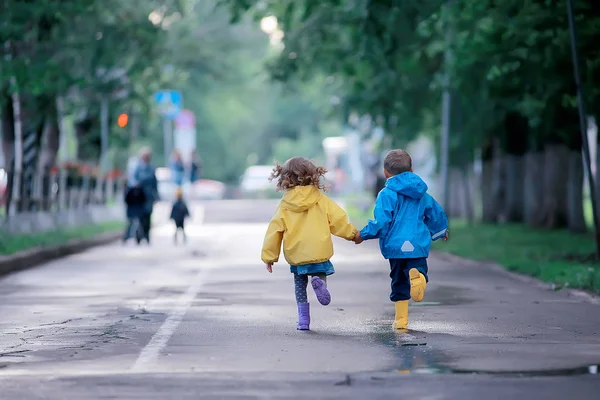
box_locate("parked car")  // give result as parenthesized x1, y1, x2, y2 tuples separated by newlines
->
(194, 179, 226, 200)
(156, 167, 226, 201)
(240, 165, 277, 198)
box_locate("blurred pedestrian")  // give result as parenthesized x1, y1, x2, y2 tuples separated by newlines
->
(133, 147, 158, 243)
(261, 157, 359, 331)
(189, 151, 202, 183)
(170, 186, 190, 245)
(123, 183, 146, 244)
(170, 150, 185, 187)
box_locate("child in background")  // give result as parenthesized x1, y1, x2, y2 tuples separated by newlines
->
(170, 187, 190, 245)
(355, 149, 448, 330)
(262, 157, 358, 331)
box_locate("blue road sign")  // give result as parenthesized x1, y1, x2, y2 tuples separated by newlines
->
(154, 90, 182, 119)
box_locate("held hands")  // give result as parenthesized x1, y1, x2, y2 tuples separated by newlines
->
(353, 232, 364, 245)
(265, 262, 273, 273)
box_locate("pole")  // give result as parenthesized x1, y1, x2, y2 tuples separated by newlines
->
(440, 0, 452, 209)
(56, 96, 67, 163)
(100, 97, 109, 160)
(130, 114, 139, 141)
(163, 117, 172, 165)
(566, 0, 600, 257)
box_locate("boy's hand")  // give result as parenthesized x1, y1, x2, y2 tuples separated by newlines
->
(444, 230, 449, 241)
(354, 232, 364, 244)
(265, 263, 273, 273)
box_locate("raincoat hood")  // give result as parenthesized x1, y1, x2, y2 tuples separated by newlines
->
(281, 186, 322, 213)
(386, 172, 428, 199)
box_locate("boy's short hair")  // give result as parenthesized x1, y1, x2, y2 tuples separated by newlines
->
(384, 149, 412, 176)
(175, 187, 183, 198)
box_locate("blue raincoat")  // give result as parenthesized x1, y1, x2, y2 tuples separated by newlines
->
(360, 172, 448, 259)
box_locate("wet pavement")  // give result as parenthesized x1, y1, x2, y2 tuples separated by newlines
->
(0, 200, 599, 399)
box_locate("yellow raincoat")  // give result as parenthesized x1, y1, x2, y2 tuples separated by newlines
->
(261, 186, 358, 266)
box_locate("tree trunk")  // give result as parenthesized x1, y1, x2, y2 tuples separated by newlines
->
(503, 154, 524, 222)
(461, 164, 475, 223)
(75, 114, 100, 162)
(567, 149, 586, 232)
(38, 105, 60, 211)
(523, 150, 545, 227)
(502, 111, 528, 222)
(541, 144, 570, 229)
(595, 116, 600, 224)
(1, 97, 14, 165)
(565, 113, 586, 233)
(20, 94, 46, 212)
(10, 84, 25, 213)
(446, 167, 464, 218)
(481, 140, 496, 222)
(1, 92, 15, 216)
(491, 138, 506, 223)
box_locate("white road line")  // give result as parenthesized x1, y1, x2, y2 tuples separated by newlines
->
(130, 267, 211, 373)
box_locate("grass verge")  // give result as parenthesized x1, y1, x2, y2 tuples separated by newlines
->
(436, 221, 600, 294)
(346, 200, 600, 294)
(0, 220, 124, 256)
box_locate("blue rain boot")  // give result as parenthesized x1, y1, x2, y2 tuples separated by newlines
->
(297, 303, 310, 330)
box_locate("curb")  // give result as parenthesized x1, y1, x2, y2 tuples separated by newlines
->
(433, 250, 600, 305)
(0, 231, 122, 277)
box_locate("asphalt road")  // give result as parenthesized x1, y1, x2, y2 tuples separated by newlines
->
(0, 200, 599, 399)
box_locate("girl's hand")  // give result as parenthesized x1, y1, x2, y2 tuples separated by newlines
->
(265, 263, 273, 273)
(353, 232, 364, 244)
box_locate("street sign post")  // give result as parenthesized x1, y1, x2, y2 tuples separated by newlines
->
(174, 109, 197, 165)
(154, 90, 183, 162)
(154, 90, 183, 120)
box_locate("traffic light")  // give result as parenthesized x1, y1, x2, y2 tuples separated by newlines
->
(117, 113, 129, 128)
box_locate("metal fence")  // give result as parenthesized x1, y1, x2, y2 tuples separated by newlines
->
(1, 167, 125, 234)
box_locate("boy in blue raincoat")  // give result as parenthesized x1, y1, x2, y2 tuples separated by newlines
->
(355, 149, 449, 330)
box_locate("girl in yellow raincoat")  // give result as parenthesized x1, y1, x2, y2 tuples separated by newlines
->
(262, 157, 358, 330)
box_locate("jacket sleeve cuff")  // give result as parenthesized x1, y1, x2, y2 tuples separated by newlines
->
(359, 227, 374, 240)
(261, 254, 279, 263)
(431, 227, 447, 241)
(347, 226, 358, 240)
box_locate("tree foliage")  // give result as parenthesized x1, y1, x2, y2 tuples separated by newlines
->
(223, 0, 600, 143)
(224, 0, 600, 233)
(0, 0, 339, 186)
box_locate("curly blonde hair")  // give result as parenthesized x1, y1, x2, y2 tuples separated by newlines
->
(270, 157, 328, 191)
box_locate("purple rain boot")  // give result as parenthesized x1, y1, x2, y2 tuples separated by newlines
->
(297, 303, 310, 330)
(311, 276, 331, 306)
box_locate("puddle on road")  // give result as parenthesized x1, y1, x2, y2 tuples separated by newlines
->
(190, 250, 207, 258)
(395, 364, 600, 377)
(371, 326, 600, 379)
(370, 327, 452, 374)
